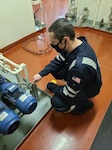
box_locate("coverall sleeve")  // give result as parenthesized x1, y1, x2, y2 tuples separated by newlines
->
(39, 53, 66, 77)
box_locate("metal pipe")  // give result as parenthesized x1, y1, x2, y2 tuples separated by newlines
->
(92, 0, 101, 27)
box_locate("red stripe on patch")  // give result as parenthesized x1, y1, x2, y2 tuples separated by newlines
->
(72, 76, 81, 83)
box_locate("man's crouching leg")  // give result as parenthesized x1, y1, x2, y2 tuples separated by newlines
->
(51, 95, 76, 113)
(51, 95, 70, 112)
(51, 95, 94, 115)
(71, 100, 94, 115)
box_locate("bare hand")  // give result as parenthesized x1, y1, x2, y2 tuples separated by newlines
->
(33, 74, 42, 83)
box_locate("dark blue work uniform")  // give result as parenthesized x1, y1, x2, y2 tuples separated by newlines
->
(39, 37, 102, 113)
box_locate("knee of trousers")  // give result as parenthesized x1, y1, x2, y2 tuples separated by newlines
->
(51, 96, 69, 112)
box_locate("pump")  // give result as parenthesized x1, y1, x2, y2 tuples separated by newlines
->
(0, 100, 20, 134)
(0, 75, 37, 114)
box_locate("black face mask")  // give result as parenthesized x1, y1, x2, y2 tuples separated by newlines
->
(51, 39, 66, 53)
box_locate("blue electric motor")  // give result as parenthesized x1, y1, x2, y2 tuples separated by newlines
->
(0, 100, 20, 134)
(0, 76, 37, 114)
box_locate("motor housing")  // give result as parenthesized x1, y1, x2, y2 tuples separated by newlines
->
(0, 76, 37, 114)
(0, 100, 20, 134)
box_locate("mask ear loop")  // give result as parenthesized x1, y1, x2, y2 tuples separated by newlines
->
(62, 40, 67, 50)
(50, 38, 63, 48)
(56, 39, 63, 46)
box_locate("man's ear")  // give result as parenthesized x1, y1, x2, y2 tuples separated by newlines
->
(63, 36, 69, 40)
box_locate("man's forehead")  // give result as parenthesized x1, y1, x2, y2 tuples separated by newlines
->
(48, 32, 59, 43)
(48, 32, 55, 39)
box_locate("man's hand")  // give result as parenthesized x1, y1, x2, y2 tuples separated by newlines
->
(33, 74, 42, 83)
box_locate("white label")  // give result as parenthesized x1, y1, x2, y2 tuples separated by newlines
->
(0, 112, 8, 121)
(19, 94, 28, 102)
(8, 85, 16, 91)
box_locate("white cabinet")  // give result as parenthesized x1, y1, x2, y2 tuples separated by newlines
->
(67, 0, 112, 31)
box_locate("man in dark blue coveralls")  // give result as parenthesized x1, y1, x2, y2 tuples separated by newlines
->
(33, 18, 102, 115)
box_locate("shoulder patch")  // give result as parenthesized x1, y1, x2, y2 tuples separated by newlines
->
(72, 76, 81, 84)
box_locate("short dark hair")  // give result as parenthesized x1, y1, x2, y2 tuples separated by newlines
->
(48, 18, 75, 41)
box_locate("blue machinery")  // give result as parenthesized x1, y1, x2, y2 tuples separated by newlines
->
(0, 100, 20, 135)
(0, 76, 37, 115)
(0, 53, 51, 150)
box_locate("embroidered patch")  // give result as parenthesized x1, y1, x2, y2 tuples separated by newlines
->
(72, 76, 81, 83)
